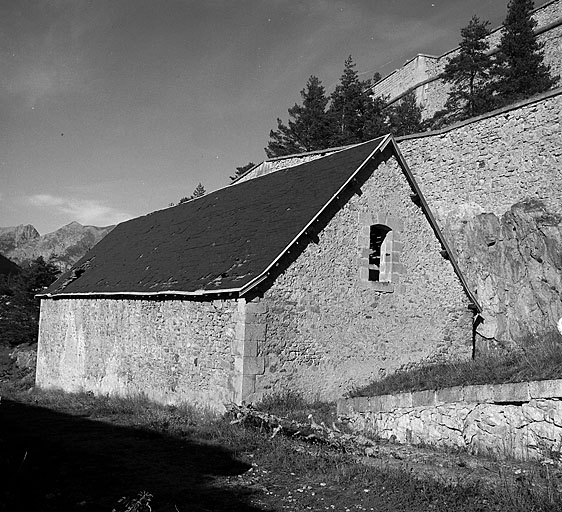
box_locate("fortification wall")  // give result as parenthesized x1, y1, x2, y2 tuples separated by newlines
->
(373, 0, 562, 118)
(398, 89, 562, 220)
(250, 156, 473, 402)
(36, 297, 243, 410)
(398, 89, 562, 344)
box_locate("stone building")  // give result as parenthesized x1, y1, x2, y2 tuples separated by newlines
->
(235, 89, 562, 348)
(372, 0, 562, 118)
(37, 135, 479, 409)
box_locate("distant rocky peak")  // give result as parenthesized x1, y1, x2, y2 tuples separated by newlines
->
(0, 224, 40, 253)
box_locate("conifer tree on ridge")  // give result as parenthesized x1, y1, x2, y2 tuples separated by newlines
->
(492, 0, 557, 104)
(441, 16, 495, 121)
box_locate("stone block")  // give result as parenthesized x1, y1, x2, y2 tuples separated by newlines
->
(338, 397, 368, 414)
(244, 312, 266, 323)
(358, 212, 373, 225)
(241, 375, 256, 398)
(370, 282, 395, 293)
(529, 379, 562, 399)
(353, 396, 369, 411)
(436, 386, 464, 404)
(387, 217, 405, 232)
(245, 323, 266, 341)
(337, 398, 352, 416)
(412, 389, 436, 407)
(359, 267, 369, 282)
(246, 299, 268, 314)
(244, 340, 258, 357)
(230, 336, 244, 355)
(378, 392, 412, 411)
(493, 382, 530, 403)
(367, 395, 384, 412)
(358, 235, 370, 248)
(244, 356, 265, 375)
(235, 322, 246, 342)
(357, 257, 369, 266)
(464, 384, 494, 403)
(392, 262, 405, 273)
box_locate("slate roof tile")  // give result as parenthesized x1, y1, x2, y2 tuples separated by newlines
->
(43, 137, 388, 296)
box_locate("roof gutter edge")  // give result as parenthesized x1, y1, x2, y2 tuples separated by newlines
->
(37, 287, 244, 299)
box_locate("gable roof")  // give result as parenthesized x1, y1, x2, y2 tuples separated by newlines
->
(42, 136, 387, 297)
(40, 135, 480, 311)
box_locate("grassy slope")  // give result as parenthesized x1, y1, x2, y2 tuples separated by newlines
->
(352, 334, 562, 398)
(1, 387, 561, 512)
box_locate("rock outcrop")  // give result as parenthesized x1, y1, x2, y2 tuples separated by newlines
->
(0, 224, 40, 254)
(443, 199, 562, 347)
(0, 222, 114, 271)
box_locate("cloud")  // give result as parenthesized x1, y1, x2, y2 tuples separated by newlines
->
(0, 1, 121, 106)
(28, 194, 132, 227)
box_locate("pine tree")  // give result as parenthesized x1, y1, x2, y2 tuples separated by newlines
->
(177, 183, 206, 204)
(387, 91, 424, 136)
(230, 162, 255, 182)
(192, 183, 206, 198)
(492, 0, 557, 103)
(0, 257, 60, 346)
(328, 56, 387, 146)
(265, 76, 331, 158)
(442, 16, 495, 120)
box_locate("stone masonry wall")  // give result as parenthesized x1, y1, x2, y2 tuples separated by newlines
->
(398, 90, 562, 221)
(36, 297, 244, 411)
(372, 0, 562, 118)
(249, 155, 473, 402)
(398, 90, 562, 344)
(339, 379, 562, 461)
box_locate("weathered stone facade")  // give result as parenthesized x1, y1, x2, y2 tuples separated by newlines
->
(37, 152, 475, 408)
(398, 90, 562, 220)
(373, 0, 562, 118)
(398, 89, 562, 345)
(339, 379, 562, 461)
(249, 156, 473, 402)
(37, 297, 243, 410)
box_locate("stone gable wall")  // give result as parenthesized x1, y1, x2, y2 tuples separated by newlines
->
(250, 155, 473, 402)
(372, 0, 562, 118)
(338, 379, 562, 461)
(36, 297, 243, 410)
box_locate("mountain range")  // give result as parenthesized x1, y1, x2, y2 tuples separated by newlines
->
(0, 222, 114, 271)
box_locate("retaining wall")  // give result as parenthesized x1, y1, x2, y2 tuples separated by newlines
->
(398, 88, 562, 221)
(338, 379, 562, 461)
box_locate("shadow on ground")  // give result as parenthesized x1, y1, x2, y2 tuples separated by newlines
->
(0, 399, 264, 511)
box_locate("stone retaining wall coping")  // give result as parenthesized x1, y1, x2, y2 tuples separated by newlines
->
(337, 379, 562, 415)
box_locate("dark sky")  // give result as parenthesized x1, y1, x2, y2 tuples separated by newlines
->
(0, 0, 548, 233)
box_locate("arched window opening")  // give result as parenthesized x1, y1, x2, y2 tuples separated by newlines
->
(369, 224, 392, 282)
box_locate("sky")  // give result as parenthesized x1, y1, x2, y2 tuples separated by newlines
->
(0, 0, 548, 234)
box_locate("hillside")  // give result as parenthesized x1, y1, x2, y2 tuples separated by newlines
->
(0, 253, 19, 276)
(0, 222, 114, 271)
